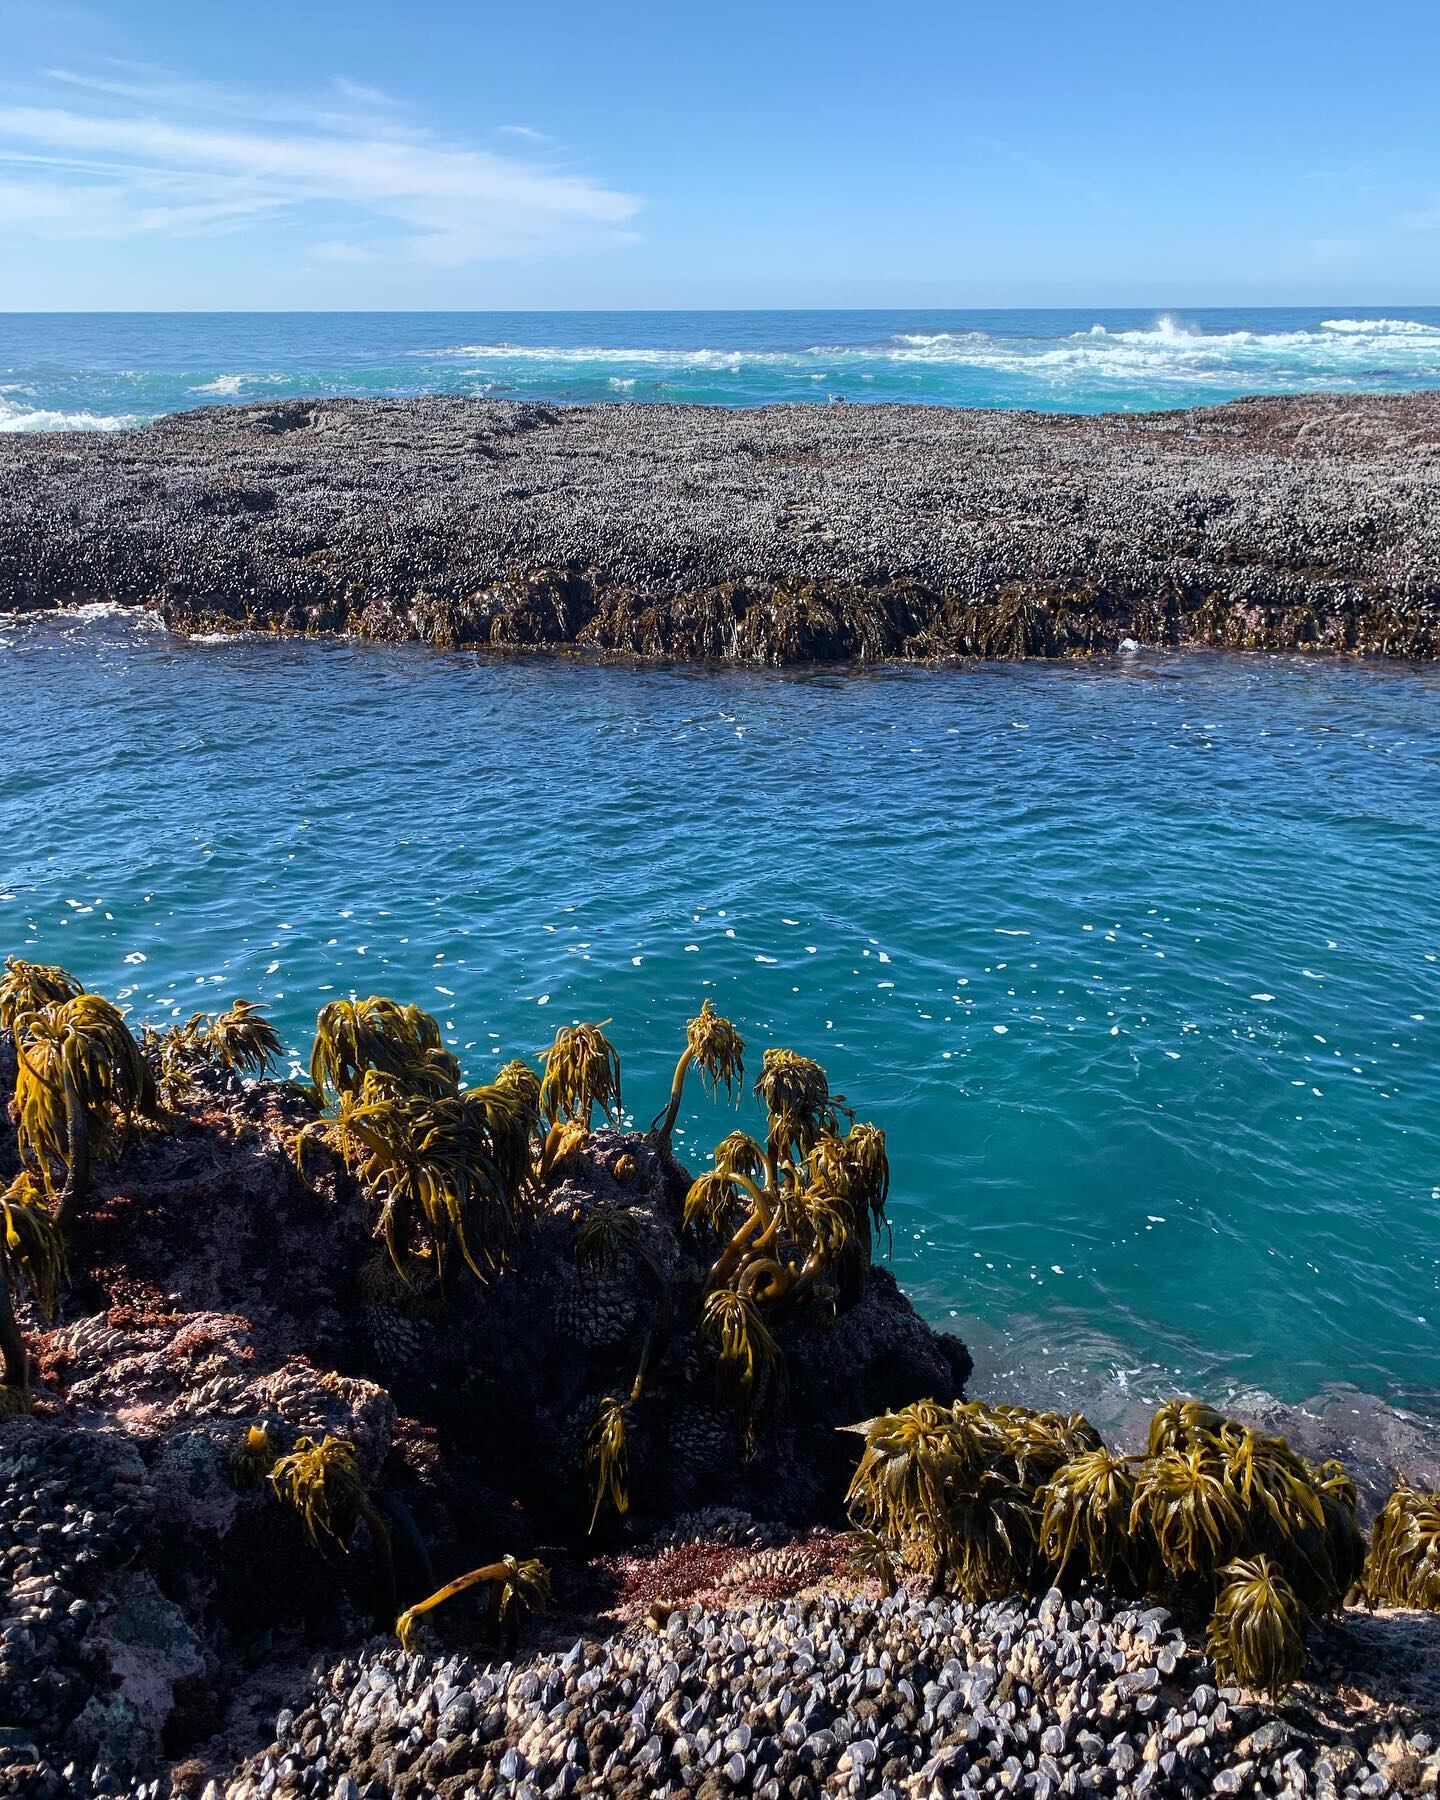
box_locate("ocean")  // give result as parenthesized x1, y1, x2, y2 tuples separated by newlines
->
(2, 608, 1437, 1436)
(3, 307, 1440, 429)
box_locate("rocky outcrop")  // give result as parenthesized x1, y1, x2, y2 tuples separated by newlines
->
(0, 1070, 969, 1790)
(1, 393, 1437, 662)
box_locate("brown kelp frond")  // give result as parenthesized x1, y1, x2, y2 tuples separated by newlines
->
(686, 999, 745, 1099)
(809, 1122, 891, 1250)
(844, 1400, 969, 1573)
(1365, 1482, 1440, 1610)
(316, 1075, 531, 1283)
(0, 957, 82, 1037)
(269, 1434, 370, 1550)
(407, 1083, 533, 1282)
(495, 1057, 542, 1125)
(539, 1021, 622, 1127)
(1206, 1556, 1307, 1698)
(0, 1171, 66, 1318)
(395, 1556, 551, 1654)
(575, 1202, 655, 1286)
(1218, 1424, 1326, 1541)
(754, 1048, 849, 1160)
(1040, 1447, 1138, 1581)
(15, 992, 157, 1177)
(586, 1395, 632, 1532)
(682, 1168, 749, 1239)
(649, 1000, 746, 1154)
(948, 1468, 1039, 1602)
(205, 999, 283, 1076)
(1147, 1398, 1227, 1457)
(230, 1424, 278, 1490)
(714, 1131, 768, 1181)
(846, 1527, 902, 1596)
(698, 1287, 783, 1450)
(1131, 1446, 1245, 1577)
(310, 996, 459, 1104)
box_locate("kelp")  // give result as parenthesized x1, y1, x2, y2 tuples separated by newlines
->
(310, 996, 459, 1104)
(0, 1171, 67, 1390)
(0, 957, 83, 1037)
(538, 1022, 622, 1128)
(1365, 1481, 1440, 1610)
(13, 992, 157, 1226)
(1206, 1556, 1307, 1699)
(395, 1556, 550, 1655)
(848, 1395, 1364, 1694)
(650, 999, 745, 1156)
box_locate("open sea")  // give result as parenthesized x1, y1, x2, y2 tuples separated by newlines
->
(3, 307, 1440, 427)
(1, 609, 1437, 1438)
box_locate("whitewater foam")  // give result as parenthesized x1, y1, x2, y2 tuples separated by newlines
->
(0, 399, 139, 433)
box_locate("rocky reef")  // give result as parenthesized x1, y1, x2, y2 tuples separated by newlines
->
(1, 393, 1437, 662)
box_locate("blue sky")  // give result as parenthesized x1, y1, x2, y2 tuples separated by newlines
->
(1, 0, 1437, 309)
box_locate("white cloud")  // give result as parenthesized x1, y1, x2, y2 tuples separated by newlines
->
(0, 69, 640, 263)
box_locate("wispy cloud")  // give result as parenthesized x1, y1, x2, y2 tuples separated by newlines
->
(1398, 200, 1440, 230)
(497, 124, 554, 146)
(0, 67, 640, 263)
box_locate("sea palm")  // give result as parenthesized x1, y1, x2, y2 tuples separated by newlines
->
(649, 1000, 745, 1156)
(0, 1172, 66, 1393)
(0, 957, 83, 1037)
(538, 1021, 622, 1127)
(13, 993, 156, 1227)
(395, 1555, 550, 1654)
(310, 996, 459, 1104)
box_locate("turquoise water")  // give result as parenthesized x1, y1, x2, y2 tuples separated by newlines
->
(3, 608, 1438, 1423)
(4, 308, 1440, 428)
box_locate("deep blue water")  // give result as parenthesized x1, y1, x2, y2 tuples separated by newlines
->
(2, 609, 1438, 1428)
(3, 307, 1440, 428)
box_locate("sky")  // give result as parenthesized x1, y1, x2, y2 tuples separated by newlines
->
(0, 0, 1438, 310)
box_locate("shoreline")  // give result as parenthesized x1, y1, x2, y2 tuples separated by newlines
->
(1, 391, 1437, 663)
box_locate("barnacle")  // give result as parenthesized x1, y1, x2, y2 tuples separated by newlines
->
(538, 1021, 622, 1127)
(395, 1555, 550, 1654)
(1206, 1556, 1307, 1698)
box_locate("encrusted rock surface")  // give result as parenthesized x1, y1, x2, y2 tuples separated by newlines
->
(218, 1590, 1440, 1800)
(1, 393, 1437, 660)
